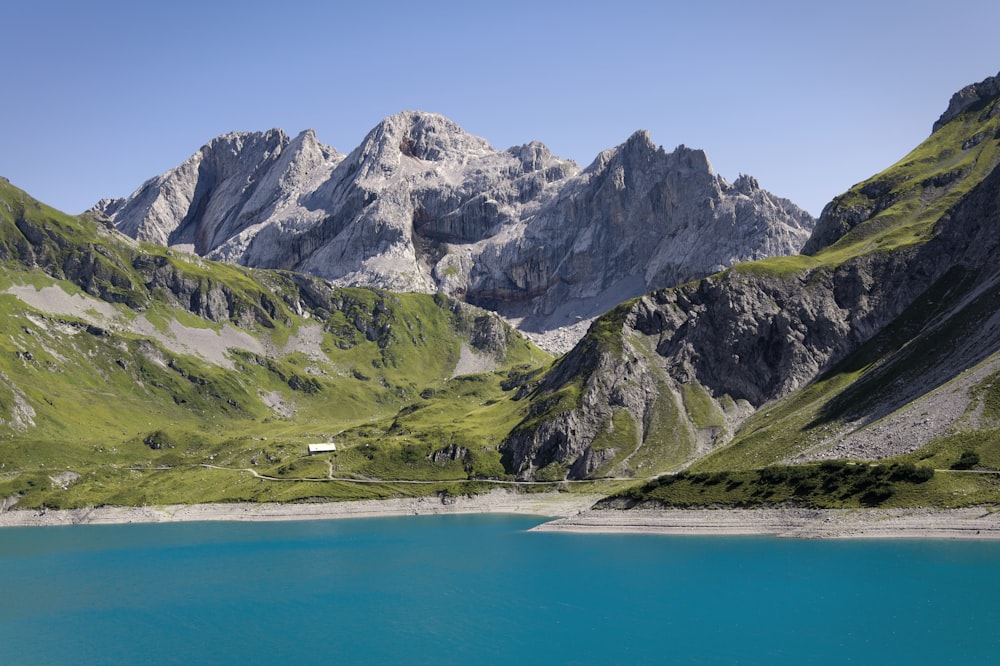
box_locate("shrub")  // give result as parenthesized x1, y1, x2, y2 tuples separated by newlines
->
(704, 471, 729, 486)
(820, 460, 849, 473)
(758, 466, 789, 485)
(793, 479, 817, 496)
(861, 484, 893, 506)
(951, 450, 980, 470)
(889, 462, 934, 482)
(143, 430, 174, 450)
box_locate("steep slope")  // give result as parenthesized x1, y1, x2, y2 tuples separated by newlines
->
(501, 71, 1000, 483)
(95, 112, 812, 350)
(94, 129, 344, 254)
(0, 179, 550, 508)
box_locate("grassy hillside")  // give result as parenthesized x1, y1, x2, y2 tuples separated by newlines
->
(0, 179, 555, 509)
(507, 85, 1000, 507)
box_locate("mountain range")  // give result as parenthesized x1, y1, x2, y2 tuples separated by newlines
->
(1, 71, 998, 510)
(92, 112, 813, 351)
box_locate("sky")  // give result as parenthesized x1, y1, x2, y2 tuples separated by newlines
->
(3, 0, 999, 217)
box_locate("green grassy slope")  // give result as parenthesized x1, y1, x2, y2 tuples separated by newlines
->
(0, 180, 552, 508)
(514, 87, 1000, 507)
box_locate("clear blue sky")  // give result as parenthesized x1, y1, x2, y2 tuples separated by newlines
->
(3, 0, 999, 217)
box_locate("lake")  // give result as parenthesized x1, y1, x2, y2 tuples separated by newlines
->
(1, 514, 997, 664)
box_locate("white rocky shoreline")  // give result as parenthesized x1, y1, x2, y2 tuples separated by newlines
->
(533, 505, 1000, 539)
(0, 490, 602, 528)
(2, 491, 999, 539)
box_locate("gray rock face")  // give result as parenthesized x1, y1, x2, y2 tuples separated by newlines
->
(465, 132, 813, 331)
(94, 129, 343, 254)
(95, 112, 813, 346)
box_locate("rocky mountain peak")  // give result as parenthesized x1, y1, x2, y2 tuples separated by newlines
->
(191, 129, 293, 178)
(586, 130, 659, 174)
(933, 70, 1000, 132)
(90, 126, 345, 253)
(666, 144, 713, 174)
(507, 141, 568, 173)
(623, 129, 657, 154)
(366, 110, 493, 162)
(289, 128, 337, 158)
(732, 173, 760, 194)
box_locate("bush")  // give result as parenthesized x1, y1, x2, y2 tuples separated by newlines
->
(819, 460, 849, 473)
(704, 471, 729, 486)
(793, 479, 817, 496)
(889, 462, 934, 482)
(951, 450, 980, 470)
(758, 466, 790, 485)
(861, 484, 893, 506)
(143, 430, 174, 450)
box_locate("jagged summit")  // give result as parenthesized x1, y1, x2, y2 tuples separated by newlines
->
(507, 141, 562, 172)
(586, 129, 658, 168)
(92, 127, 345, 254)
(94, 112, 813, 351)
(369, 110, 493, 161)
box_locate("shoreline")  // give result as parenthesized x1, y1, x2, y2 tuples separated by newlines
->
(0, 490, 603, 528)
(532, 506, 1000, 539)
(2, 493, 999, 539)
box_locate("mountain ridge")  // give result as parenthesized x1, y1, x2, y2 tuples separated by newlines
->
(93, 112, 813, 352)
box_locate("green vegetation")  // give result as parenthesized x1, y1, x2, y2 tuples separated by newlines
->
(729, 96, 1000, 279)
(586, 409, 639, 477)
(681, 382, 725, 430)
(817, 100, 1000, 263)
(584, 298, 637, 355)
(731, 254, 822, 278)
(615, 460, 953, 509)
(899, 429, 1000, 471)
(0, 179, 563, 508)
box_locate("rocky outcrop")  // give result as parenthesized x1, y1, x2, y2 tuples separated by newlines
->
(800, 176, 902, 255)
(95, 112, 812, 348)
(933, 71, 1000, 132)
(0, 208, 146, 309)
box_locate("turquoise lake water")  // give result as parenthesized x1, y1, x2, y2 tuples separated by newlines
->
(1, 514, 998, 664)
